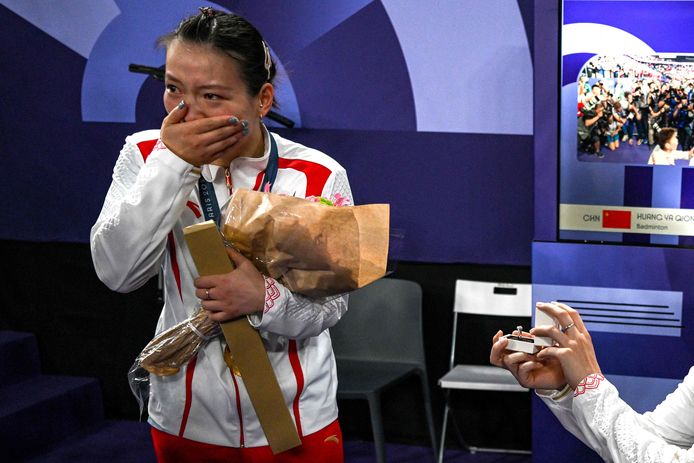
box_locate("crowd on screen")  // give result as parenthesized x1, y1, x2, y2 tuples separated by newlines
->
(576, 55, 694, 160)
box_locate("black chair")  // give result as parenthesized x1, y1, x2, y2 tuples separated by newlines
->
(331, 278, 437, 463)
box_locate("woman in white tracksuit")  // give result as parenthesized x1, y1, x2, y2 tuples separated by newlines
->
(91, 8, 350, 462)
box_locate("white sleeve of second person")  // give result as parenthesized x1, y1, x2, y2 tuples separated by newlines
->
(674, 149, 691, 161)
(90, 136, 200, 293)
(537, 386, 597, 451)
(544, 370, 694, 462)
(246, 166, 354, 339)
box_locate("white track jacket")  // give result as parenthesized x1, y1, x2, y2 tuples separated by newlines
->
(91, 128, 352, 447)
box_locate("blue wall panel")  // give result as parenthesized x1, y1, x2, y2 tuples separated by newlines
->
(531, 241, 694, 460)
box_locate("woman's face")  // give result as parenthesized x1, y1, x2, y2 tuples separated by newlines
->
(163, 39, 266, 158)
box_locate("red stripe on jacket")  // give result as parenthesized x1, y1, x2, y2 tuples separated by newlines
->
(178, 356, 198, 436)
(288, 340, 304, 437)
(253, 158, 333, 198)
(166, 232, 183, 301)
(229, 371, 245, 446)
(187, 201, 201, 217)
(136, 139, 158, 162)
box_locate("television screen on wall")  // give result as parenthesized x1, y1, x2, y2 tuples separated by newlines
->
(558, 0, 694, 247)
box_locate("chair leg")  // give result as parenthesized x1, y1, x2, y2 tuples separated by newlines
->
(448, 402, 473, 453)
(442, 389, 473, 454)
(418, 371, 438, 459)
(437, 402, 449, 463)
(367, 393, 386, 463)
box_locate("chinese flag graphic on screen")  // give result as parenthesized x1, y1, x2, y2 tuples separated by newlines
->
(602, 210, 631, 229)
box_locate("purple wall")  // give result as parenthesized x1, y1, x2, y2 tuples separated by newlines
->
(0, 1, 535, 265)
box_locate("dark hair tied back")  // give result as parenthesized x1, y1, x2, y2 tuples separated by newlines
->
(158, 8, 276, 99)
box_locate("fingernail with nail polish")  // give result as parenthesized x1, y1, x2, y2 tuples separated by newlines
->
(177, 100, 185, 110)
(228, 116, 239, 125)
(241, 120, 249, 136)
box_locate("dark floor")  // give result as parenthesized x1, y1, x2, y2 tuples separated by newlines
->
(345, 439, 532, 463)
(16, 418, 532, 463)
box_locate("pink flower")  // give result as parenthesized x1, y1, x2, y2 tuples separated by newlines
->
(332, 193, 351, 207)
(303, 194, 351, 206)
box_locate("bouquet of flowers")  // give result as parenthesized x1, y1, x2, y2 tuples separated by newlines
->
(224, 189, 390, 298)
(130, 189, 390, 383)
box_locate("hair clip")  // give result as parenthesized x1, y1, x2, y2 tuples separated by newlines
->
(199, 6, 216, 17)
(261, 40, 272, 81)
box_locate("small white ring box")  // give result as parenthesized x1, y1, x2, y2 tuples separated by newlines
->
(504, 334, 542, 354)
(503, 305, 556, 354)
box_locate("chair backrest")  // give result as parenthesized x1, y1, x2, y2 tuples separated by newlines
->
(330, 278, 426, 366)
(449, 280, 532, 370)
(454, 280, 531, 317)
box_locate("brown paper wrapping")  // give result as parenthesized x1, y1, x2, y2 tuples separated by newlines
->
(137, 309, 219, 375)
(223, 189, 390, 298)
